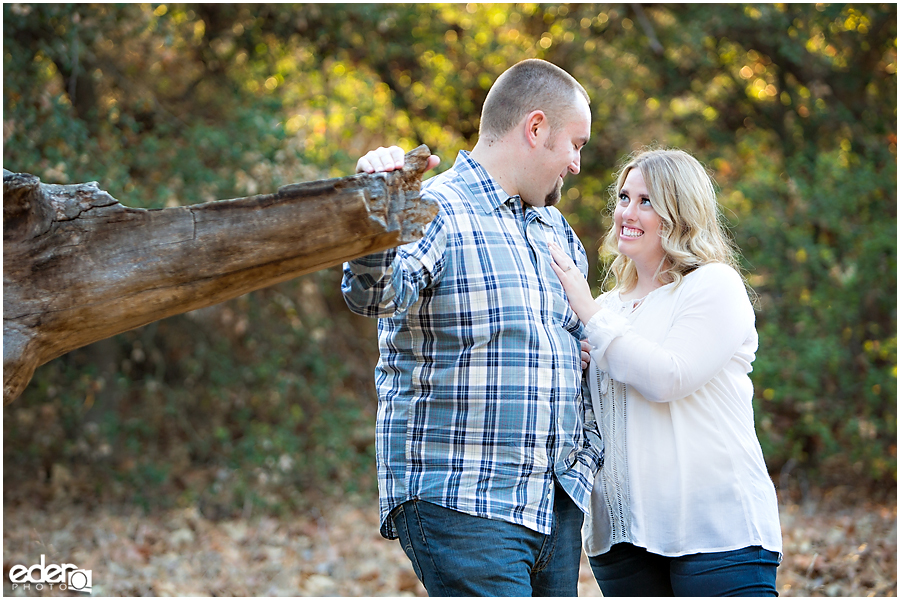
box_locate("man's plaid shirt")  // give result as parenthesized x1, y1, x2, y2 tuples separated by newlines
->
(342, 151, 602, 539)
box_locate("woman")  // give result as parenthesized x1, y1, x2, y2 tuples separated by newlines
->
(548, 148, 782, 596)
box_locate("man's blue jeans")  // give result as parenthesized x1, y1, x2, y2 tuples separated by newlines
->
(390, 483, 584, 596)
(588, 542, 780, 596)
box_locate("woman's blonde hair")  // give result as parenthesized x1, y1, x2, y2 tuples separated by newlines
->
(601, 147, 745, 293)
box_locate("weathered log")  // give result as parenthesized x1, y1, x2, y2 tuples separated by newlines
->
(3, 145, 438, 404)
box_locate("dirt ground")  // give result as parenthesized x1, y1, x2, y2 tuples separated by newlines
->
(3, 487, 896, 597)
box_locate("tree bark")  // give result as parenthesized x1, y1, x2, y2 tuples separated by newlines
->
(3, 145, 437, 404)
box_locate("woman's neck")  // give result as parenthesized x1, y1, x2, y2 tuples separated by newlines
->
(620, 281, 660, 301)
(620, 262, 669, 300)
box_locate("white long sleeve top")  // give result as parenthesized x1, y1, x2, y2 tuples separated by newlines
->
(581, 262, 782, 558)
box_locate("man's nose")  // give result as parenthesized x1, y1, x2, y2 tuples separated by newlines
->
(568, 153, 581, 175)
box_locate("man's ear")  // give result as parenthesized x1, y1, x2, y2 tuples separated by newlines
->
(523, 110, 548, 148)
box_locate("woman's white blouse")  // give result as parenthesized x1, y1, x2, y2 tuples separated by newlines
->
(581, 263, 783, 558)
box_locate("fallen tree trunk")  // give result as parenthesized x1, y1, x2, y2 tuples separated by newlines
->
(3, 145, 437, 404)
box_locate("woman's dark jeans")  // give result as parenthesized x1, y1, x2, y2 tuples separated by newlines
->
(589, 542, 780, 596)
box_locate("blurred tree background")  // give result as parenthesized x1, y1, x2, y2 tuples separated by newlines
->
(4, 3, 896, 517)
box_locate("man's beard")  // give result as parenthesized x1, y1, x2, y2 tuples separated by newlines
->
(544, 178, 563, 207)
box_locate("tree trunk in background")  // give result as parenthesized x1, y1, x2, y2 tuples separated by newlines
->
(3, 145, 437, 404)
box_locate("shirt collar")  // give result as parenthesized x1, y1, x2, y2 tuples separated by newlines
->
(454, 150, 555, 225)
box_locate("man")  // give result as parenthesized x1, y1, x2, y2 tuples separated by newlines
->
(342, 59, 601, 596)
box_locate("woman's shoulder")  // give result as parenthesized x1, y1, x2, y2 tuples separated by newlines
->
(686, 262, 744, 288)
(682, 263, 754, 309)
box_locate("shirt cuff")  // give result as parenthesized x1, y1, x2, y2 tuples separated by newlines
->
(583, 308, 630, 362)
(346, 248, 398, 273)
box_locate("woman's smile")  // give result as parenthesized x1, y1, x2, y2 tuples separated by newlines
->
(620, 226, 644, 239)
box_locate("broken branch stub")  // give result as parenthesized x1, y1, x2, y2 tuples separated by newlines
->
(3, 145, 438, 404)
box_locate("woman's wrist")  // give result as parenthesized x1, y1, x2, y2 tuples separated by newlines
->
(576, 301, 601, 325)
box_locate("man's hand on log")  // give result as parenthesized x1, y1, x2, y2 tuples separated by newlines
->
(357, 146, 440, 174)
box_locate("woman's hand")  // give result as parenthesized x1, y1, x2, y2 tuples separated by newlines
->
(548, 241, 600, 325)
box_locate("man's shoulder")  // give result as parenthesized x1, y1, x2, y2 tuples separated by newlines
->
(422, 165, 466, 197)
(421, 166, 475, 216)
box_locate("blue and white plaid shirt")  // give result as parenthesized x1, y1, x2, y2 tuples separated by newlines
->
(342, 151, 603, 539)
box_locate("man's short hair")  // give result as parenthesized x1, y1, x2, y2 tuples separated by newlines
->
(478, 59, 590, 143)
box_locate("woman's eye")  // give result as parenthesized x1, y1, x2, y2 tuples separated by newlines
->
(618, 193, 629, 204)
(641, 198, 652, 205)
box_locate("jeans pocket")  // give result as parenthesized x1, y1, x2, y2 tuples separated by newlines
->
(391, 502, 426, 584)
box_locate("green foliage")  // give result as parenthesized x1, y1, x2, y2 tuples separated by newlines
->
(5, 270, 378, 514)
(741, 146, 896, 482)
(4, 3, 896, 512)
